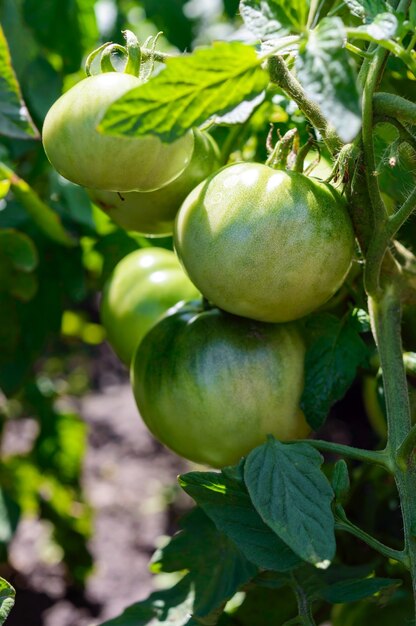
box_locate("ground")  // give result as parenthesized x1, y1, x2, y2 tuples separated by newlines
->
(2, 377, 190, 626)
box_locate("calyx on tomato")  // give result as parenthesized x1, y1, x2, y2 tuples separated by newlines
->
(42, 72, 194, 192)
(88, 129, 220, 237)
(131, 301, 309, 468)
(174, 162, 355, 323)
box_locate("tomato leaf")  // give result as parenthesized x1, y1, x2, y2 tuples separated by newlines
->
(244, 439, 336, 568)
(179, 467, 302, 573)
(296, 17, 362, 143)
(0, 577, 15, 625)
(98, 576, 195, 625)
(0, 25, 39, 140)
(300, 310, 370, 430)
(239, 0, 309, 38)
(344, 0, 389, 21)
(317, 576, 401, 603)
(151, 507, 257, 618)
(99, 42, 269, 142)
(353, 13, 399, 42)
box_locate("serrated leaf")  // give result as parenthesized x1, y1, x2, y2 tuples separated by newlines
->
(0, 25, 38, 139)
(344, 0, 387, 20)
(245, 439, 336, 567)
(179, 468, 301, 573)
(239, 0, 309, 39)
(300, 311, 370, 430)
(151, 508, 257, 618)
(296, 17, 362, 143)
(0, 577, 15, 625)
(318, 576, 400, 603)
(100, 42, 268, 143)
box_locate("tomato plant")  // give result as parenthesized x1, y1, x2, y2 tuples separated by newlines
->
(89, 129, 220, 236)
(100, 247, 200, 365)
(175, 163, 355, 322)
(131, 301, 309, 467)
(42, 72, 195, 192)
(1, 2, 416, 626)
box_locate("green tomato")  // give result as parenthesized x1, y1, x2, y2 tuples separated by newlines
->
(100, 248, 199, 365)
(42, 73, 194, 192)
(174, 163, 355, 323)
(131, 301, 309, 467)
(88, 129, 220, 236)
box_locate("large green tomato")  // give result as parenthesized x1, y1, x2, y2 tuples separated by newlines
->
(88, 129, 220, 236)
(174, 163, 355, 323)
(42, 73, 194, 192)
(101, 248, 199, 365)
(131, 301, 309, 467)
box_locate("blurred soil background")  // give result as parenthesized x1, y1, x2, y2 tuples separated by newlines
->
(0, 343, 190, 626)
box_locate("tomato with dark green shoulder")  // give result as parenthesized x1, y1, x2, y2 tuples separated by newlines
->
(174, 163, 355, 323)
(42, 73, 194, 192)
(131, 301, 309, 468)
(101, 248, 199, 365)
(88, 129, 220, 236)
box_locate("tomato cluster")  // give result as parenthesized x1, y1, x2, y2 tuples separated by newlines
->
(43, 66, 356, 468)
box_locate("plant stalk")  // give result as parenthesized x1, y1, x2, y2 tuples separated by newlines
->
(369, 285, 416, 615)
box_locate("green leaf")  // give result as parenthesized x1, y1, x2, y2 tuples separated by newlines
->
(151, 507, 257, 618)
(8, 172, 75, 247)
(344, 0, 388, 20)
(0, 24, 38, 139)
(239, 0, 309, 38)
(331, 460, 350, 504)
(99, 42, 269, 143)
(319, 576, 401, 603)
(179, 467, 301, 573)
(244, 439, 336, 567)
(99, 576, 196, 625)
(296, 17, 362, 143)
(0, 490, 20, 558)
(300, 310, 370, 430)
(22, 0, 98, 73)
(0, 180, 10, 200)
(354, 13, 399, 42)
(0, 577, 15, 625)
(0, 229, 38, 301)
(410, 0, 416, 27)
(0, 228, 37, 272)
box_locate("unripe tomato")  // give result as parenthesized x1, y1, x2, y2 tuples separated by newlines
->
(101, 248, 199, 365)
(42, 73, 194, 192)
(131, 301, 309, 468)
(175, 163, 355, 323)
(88, 129, 220, 236)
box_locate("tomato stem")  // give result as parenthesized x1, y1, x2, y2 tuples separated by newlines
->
(267, 56, 343, 156)
(297, 439, 393, 470)
(334, 505, 409, 566)
(369, 286, 416, 615)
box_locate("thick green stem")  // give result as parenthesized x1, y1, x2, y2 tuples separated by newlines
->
(267, 56, 343, 155)
(369, 285, 416, 614)
(291, 575, 317, 626)
(373, 92, 416, 126)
